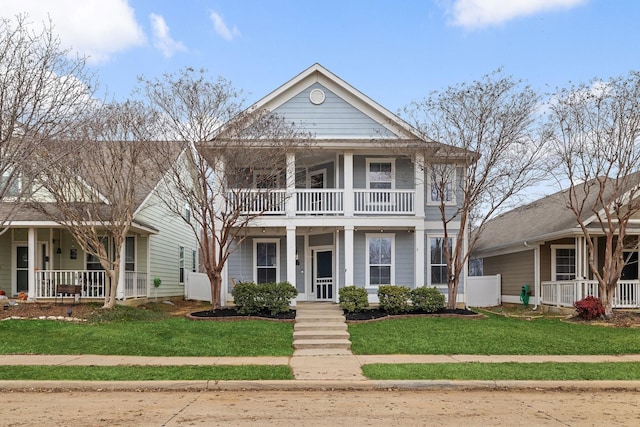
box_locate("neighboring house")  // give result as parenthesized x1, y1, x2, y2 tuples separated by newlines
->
(0, 147, 199, 302)
(221, 64, 469, 304)
(472, 182, 640, 309)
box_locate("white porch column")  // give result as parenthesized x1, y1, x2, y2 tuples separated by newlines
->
(27, 227, 36, 300)
(117, 243, 125, 300)
(286, 225, 296, 290)
(414, 153, 425, 218)
(415, 225, 425, 287)
(334, 228, 341, 303)
(534, 243, 541, 306)
(285, 152, 296, 217)
(344, 225, 354, 287)
(344, 151, 354, 217)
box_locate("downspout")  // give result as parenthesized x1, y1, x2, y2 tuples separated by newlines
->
(524, 241, 540, 310)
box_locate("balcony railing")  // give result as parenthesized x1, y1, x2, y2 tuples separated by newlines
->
(229, 188, 415, 215)
(354, 189, 414, 214)
(541, 279, 639, 308)
(296, 189, 344, 214)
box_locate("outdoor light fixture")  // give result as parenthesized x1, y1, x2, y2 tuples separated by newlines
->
(56, 247, 62, 254)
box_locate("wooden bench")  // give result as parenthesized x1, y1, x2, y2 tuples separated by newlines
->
(55, 284, 82, 304)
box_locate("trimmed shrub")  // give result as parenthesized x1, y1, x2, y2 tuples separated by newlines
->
(259, 282, 298, 315)
(574, 295, 605, 320)
(411, 286, 445, 313)
(231, 281, 297, 315)
(378, 285, 411, 314)
(339, 286, 369, 313)
(231, 282, 260, 315)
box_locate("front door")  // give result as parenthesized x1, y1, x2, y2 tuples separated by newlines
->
(16, 246, 28, 294)
(313, 249, 333, 300)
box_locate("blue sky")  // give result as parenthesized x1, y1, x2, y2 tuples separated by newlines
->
(2, 0, 639, 113)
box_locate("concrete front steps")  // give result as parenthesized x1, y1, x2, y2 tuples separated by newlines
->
(293, 302, 352, 355)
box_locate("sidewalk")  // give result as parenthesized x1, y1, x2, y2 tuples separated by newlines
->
(1, 353, 640, 392)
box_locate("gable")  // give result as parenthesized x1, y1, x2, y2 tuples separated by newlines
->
(273, 82, 397, 139)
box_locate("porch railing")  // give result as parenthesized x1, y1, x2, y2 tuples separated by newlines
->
(36, 270, 107, 299)
(35, 270, 148, 300)
(124, 272, 148, 299)
(541, 280, 639, 308)
(227, 189, 287, 214)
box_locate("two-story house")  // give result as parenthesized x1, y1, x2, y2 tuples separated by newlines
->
(221, 64, 467, 305)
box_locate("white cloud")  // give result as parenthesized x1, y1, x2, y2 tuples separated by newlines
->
(209, 10, 240, 41)
(149, 13, 186, 58)
(448, 0, 588, 30)
(1, 0, 146, 63)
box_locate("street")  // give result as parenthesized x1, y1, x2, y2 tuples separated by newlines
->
(1, 389, 639, 426)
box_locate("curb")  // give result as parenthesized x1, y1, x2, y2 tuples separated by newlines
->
(1, 379, 640, 392)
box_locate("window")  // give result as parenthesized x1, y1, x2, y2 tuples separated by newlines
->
(255, 239, 279, 284)
(192, 249, 197, 273)
(125, 236, 135, 272)
(428, 165, 455, 204)
(179, 246, 185, 284)
(430, 237, 452, 285)
(253, 169, 280, 189)
(184, 204, 191, 223)
(366, 234, 394, 287)
(552, 245, 575, 281)
(366, 159, 394, 189)
(86, 238, 109, 270)
(1, 169, 21, 198)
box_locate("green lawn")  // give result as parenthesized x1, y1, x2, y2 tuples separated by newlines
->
(363, 362, 640, 380)
(0, 318, 294, 356)
(348, 311, 640, 355)
(0, 365, 293, 380)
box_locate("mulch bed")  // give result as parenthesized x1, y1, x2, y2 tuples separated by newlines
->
(187, 307, 481, 322)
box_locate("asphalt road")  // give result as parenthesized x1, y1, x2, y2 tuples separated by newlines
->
(1, 389, 639, 426)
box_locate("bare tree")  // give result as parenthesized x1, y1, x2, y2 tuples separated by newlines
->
(139, 68, 308, 309)
(403, 71, 546, 308)
(34, 101, 159, 308)
(0, 14, 96, 230)
(547, 72, 640, 316)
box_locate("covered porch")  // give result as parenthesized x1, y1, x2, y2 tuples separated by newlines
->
(541, 279, 639, 308)
(2, 226, 151, 301)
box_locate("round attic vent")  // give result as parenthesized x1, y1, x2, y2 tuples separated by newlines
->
(309, 88, 326, 105)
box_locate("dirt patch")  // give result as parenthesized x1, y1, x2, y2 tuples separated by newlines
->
(0, 299, 211, 320)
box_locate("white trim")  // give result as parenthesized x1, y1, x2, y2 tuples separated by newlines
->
(365, 233, 395, 289)
(253, 238, 280, 284)
(365, 158, 396, 190)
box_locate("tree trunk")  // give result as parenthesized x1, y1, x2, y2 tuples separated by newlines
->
(208, 270, 222, 310)
(103, 268, 119, 309)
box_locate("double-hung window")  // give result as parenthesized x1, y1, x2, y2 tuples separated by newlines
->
(366, 158, 395, 206)
(429, 237, 452, 285)
(552, 245, 576, 281)
(366, 234, 394, 287)
(179, 246, 185, 284)
(427, 164, 455, 205)
(255, 239, 279, 284)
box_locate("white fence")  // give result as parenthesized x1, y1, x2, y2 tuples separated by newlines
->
(467, 275, 501, 307)
(541, 280, 639, 308)
(184, 272, 211, 302)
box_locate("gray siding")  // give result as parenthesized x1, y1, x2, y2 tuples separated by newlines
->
(483, 250, 535, 296)
(135, 193, 199, 298)
(274, 83, 396, 138)
(395, 232, 415, 286)
(353, 156, 414, 190)
(295, 235, 305, 293)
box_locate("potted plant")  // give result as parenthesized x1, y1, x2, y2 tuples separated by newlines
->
(153, 277, 161, 300)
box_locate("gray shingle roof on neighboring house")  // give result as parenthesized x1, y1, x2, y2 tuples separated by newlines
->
(473, 173, 640, 255)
